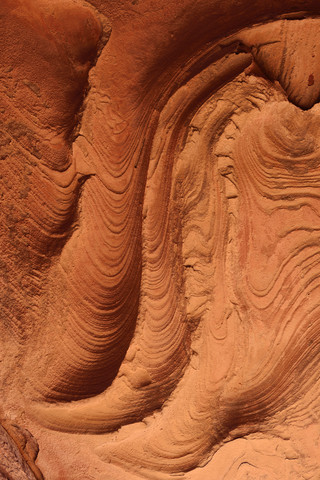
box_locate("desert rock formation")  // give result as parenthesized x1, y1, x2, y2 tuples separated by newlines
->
(1, 1, 320, 479)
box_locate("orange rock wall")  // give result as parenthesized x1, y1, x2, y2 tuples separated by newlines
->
(1, 1, 320, 478)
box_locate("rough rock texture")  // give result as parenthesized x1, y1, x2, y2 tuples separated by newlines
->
(1, 1, 320, 479)
(0, 419, 43, 480)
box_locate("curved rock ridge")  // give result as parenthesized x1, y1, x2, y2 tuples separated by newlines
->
(1, 1, 320, 479)
(96, 90, 320, 476)
(29, 50, 253, 430)
(30, 21, 320, 477)
(0, 0, 109, 395)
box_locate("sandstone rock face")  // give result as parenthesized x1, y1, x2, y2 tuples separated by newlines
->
(1, 1, 320, 479)
(0, 420, 43, 480)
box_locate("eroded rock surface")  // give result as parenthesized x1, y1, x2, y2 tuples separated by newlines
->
(0, 419, 43, 480)
(1, 0, 320, 479)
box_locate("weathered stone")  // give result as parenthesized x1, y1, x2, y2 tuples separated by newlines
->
(1, 1, 320, 479)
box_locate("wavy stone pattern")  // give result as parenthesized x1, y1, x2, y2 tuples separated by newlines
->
(1, 1, 320, 479)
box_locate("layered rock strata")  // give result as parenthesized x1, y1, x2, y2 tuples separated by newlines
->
(1, 1, 320, 479)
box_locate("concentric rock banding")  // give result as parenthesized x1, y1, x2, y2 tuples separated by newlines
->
(2, 1, 320, 478)
(0, 0, 108, 401)
(30, 19, 320, 474)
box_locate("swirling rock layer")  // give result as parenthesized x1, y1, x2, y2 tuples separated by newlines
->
(1, 1, 320, 479)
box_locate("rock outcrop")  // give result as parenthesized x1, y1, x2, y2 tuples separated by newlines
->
(1, 1, 320, 479)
